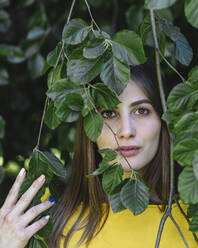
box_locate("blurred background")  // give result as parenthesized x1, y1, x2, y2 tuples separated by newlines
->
(0, 0, 198, 205)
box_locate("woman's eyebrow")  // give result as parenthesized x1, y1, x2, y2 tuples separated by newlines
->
(130, 99, 152, 107)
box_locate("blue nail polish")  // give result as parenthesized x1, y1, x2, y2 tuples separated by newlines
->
(49, 197, 55, 203)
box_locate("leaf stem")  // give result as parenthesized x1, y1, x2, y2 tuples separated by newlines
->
(84, 0, 101, 31)
(150, 9, 189, 248)
(67, 0, 76, 24)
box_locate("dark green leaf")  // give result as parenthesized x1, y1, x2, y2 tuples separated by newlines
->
(185, 0, 198, 29)
(28, 53, 44, 79)
(126, 5, 144, 31)
(38, 217, 53, 237)
(193, 156, 198, 181)
(67, 56, 104, 84)
(65, 93, 84, 112)
(62, 18, 90, 45)
(99, 148, 117, 165)
(83, 110, 104, 141)
(86, 162, 112, 178)
(26, 235, 48, 248)
(92, 82, 121, 109)
(187, 203, 198, 218)
(25, 43, 41, 59)
(100, 57, 130, 95)
(139, 15, 152, 44)
(17, 0, 35, 8)
(44, 101, 61, 130)
(0, 67, 9, 85)
(0, 115, 5, 139)
(0, 10, 11, 32)
(46, 43, 62, 67)
(189, 211, 198, 232)
(47, 78, 83, 105)
(0, 165, 5, 184)
(173, 138, 198, 166)
(81, 89, 94, 117)
(102, 164, 123, 195)
(178, 166, 198, 204)
(167, 81, 198, 112)
(27, 26, 45, 40)
(145, 0, 176, 9)
(0, 45, 24, 61)
(83, 41, 106, 59)
(188, 66, 198, 82)
(112, 30, 146, 65)
(120, 178, 149, 215)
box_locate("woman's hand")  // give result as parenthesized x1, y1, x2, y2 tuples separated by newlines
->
(0, 168, 54, 248)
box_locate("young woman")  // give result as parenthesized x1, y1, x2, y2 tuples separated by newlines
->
(0, 63, 196, 248)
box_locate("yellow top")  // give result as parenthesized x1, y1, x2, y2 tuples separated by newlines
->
(41, 189, 198, 248)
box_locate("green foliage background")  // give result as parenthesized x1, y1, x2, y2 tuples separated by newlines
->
(1, 0, 198, 245)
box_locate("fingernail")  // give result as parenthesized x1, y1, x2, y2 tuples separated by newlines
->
(19, 168, 25, 177)
(48, 197, 55, 203)
(45, 215, 50, 220)
(37, 174, 45, 182)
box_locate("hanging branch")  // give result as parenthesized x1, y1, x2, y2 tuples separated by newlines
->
(150, 9, 189, 248)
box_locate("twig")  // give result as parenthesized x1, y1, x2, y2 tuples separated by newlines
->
(84, 0, 101, 31)
(67, 0, 76, 24)
(150, 9, 189, 248)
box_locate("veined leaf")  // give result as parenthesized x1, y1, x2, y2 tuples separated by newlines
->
(193, 156, 198, 181)
(173, 138, 198, 166)
(83, 110, 103, 141)
(92, 83, 121, 109)
(99, 148, 117, 165)
(44, 101, 61, 130)
(178, 166, 198, 204)
(83, 41, 106, 59)
(188, 66, 198, 82)
(187, 203, 198, 218)
(67, 56, 104, 84)
(145, 0, 177, 10)
(120, 178, 149, 215)
(102, 164, 123, 195)
(112, 30, 146, 65)
(185, 0, 198, 29)
(100, 57, 130, 95)
(189, 211, 198, 232)
(62, 18, 90, 45)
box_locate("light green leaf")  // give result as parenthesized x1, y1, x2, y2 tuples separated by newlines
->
(83, 110, 103, 141)
(120, 178, 149, 215)
(27, 26, 45, 40)
(99, 148, 117, 165)
(67, 56, 104, 84)
(112, 30, 146, 65)
(145, 0, 176, 9)
(102, 164, 123, 195)
(44, 101, 61, 130)
(185, 0, 198, 29)
(173, 138, 198, 166)
(93, 83, 121, 109)
(100, 57, 130, 95)
(62, 18, 90, 45)
(178, 166, 198, 204)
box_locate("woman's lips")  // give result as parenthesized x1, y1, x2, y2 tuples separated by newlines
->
(116, 146, 141, 157)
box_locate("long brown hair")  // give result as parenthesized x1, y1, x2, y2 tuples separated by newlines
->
(46, 62, 170, 247)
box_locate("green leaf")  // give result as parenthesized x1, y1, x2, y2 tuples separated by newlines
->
(145, 0, 176, 9)
(28, 53, 44, 79)
(0, 67, 9, 85)
(187, 203, 198, 218)
(86, 162, 112, 178)
(84, 110, 104, 141)
(67, 56, 104, 84)
(62, 18, 90, 45)
(37, 149, 66, 179)
(193, 156, 198, 181)
(126, 5, 144, 31)
(27, 26, 45, 40)
(99, 148, 117, 164)
(178, 166, 198, 204)
(112, 30, 146, 65)
(185, 0, 198, 29)
(174, 112, 198, 136)
(17, 0, 35, 8)
(47, 63, 63, 88)
(81, 89, 94, 117)
(47, 79, 82, 105)
(92, 83, 121, 109)
(188, 66, 198, 82)
(0, 115, 5, 139)
(26, 235, 48, 248)
(46, 43, 62, 67)
(0, 10, 11, 32)
(0, 0, 10, 8)
(189, 211, 198, 232)
(102, 164, 123, 195)
(158, 18, 193, 66)
(139, 15, 152, 44)
(65, 93, 84, 112)
(38, 216, 53, 237)
(0, 45, 25, 63)
(120, 178, 149, 215)
(173, 138, 198, 166)
(83, 41, 106, 59)
(100, 57, 130, 95)
(44, 101, 61, 130)
(167, 81, 198, 112)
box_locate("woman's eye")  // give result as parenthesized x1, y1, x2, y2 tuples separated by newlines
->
(134, 107, 150, 115)
(101, 110, 117, 119)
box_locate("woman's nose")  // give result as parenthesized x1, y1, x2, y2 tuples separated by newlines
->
(116, 115, 136, 139)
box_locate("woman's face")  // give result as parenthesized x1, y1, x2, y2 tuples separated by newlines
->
(96, 80, 162, 172)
